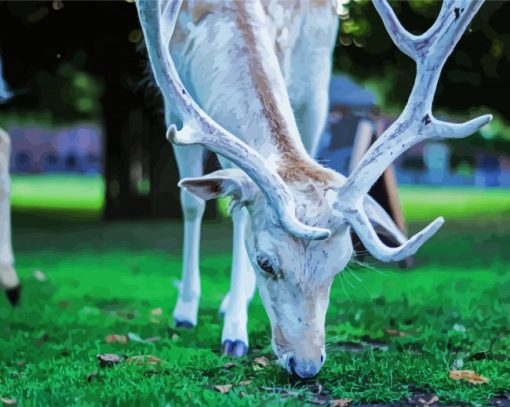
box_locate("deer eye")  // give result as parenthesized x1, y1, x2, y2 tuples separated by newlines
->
(256, 254, 279, 280)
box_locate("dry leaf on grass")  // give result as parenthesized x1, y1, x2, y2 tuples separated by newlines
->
(408, 393, 439, 406)
(127, 332, 149, 344)
(33, 270, 47, 282)
(239, 380, 252, 386)
(385, 328, 408, 337)
(105, 334, 128, 344)
(421, 395, 439, 406)
(254, 356, 270, 368)
(96, 353, 122, 367)
(1, 398, 16, 406)
(126, 355, 162, 365)
(331, 399, 353, 407)
(105, 333, 160, 344)
(213, 384, 232, 394)
(449, 369, 489, 385)
(151, 307, 163, 316)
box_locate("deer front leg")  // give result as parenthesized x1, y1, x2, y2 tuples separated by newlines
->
(0, 131, 20, 306)
(221, 206, 255, 357)
(173, 144, 205, 328)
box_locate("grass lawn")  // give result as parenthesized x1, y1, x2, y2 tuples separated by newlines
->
(1, 175, 509, 405)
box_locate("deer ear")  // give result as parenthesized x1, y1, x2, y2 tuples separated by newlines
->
(179, 169, 257, 202)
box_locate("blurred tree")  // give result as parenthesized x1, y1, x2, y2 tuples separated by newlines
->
(29, 52, 104, 124)
(0, 1, 184, 220)
(334, 0, 510, 152)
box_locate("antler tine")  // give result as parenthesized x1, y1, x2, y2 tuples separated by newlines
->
(336, 0, 491, 262)
(136, 0, 330, 240)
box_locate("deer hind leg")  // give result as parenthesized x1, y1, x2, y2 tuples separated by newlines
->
(221, 206, 255, 357)
(0, 131, 20, 305)
(172, 143, 206, 328)
(287, 5, 338, 158)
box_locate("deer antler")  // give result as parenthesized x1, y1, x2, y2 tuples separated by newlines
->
(136, 0, 330, 240)
(336, 0, 491, 262)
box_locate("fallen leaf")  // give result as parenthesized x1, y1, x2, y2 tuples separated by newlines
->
(151, 307, 163, 316)
(213, 384, 232, 394)
(126, 355, 161, 365)
(254, 356, 270, 367)
(408, 392, 439, 406)
(239, 380, 252, 386)
(127, 332, 149, 344)
(145, 336, 161, 343)
(1, 398, 16, 406)
(452, 323, 466, 333)
(385, 328, 408, 337)
(96, 353, 122, 367)
(33, 270, 47, 282)
(105, 334, 128, 344)
(331, 399, 353, 407)
(449, 370, 489, 385)
(422, 395, 439, 406)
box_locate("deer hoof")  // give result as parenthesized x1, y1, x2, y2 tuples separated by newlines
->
(222, 340, 248, 357)
(5, 284, 21, 306)
(174, 319, 195, 329)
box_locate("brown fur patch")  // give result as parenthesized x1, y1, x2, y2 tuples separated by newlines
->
(190, 1, 214, 24)
(233, 0, 334, 185)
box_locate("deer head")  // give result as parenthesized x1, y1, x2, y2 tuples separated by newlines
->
(137, 0, 491, 377)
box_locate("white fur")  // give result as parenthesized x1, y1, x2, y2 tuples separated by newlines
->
(0, 128, 18, 291)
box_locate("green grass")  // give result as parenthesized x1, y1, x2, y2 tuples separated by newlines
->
(1, 175, 510, 405)
(10, 174, 104, 213)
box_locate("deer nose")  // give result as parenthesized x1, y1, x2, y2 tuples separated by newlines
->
(288, 356, 322, 379)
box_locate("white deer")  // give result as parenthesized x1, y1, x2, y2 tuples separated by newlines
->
(0, 128, 20, 306)
(0, 58, 19, 306)
(137, 0, 490, 378)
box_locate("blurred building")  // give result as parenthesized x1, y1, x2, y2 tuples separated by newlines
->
(319, 74, 510, 189)
(8, 125, 102, 174)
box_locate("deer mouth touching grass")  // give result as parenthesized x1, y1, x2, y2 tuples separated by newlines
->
(137, 0, 490, 378)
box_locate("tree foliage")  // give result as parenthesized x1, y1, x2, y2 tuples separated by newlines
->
(334, 0, 510, 147)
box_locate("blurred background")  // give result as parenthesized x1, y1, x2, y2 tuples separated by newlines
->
(0, 0, 509, 223)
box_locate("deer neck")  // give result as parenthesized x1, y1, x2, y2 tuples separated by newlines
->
(183, 0, 333, 184)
